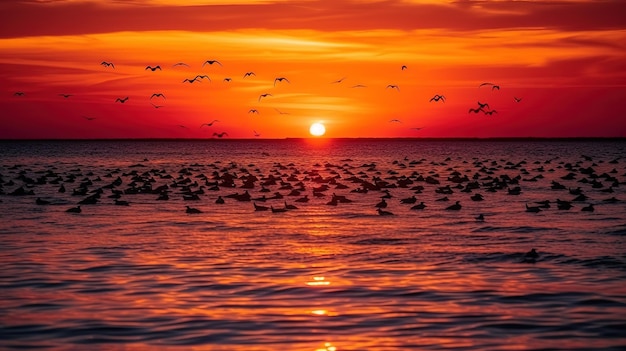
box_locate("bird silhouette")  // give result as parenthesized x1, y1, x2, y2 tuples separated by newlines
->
(351, 84, 367, 88)
(59, 94, 73, 98)
(253, 130, 261, 137)
(468, 107, 484, 114)
(477, 101, 490, 110)
(194, 74, 211, 81)
(275, 108, 290, 115)
(429, 94, 445, 102)
(13, 92, 25, 96)
(115, 97, 129, 103)
(386, 84, 400, 91)
(173, 62, 189, 67)
(145, 65, 161, 71)
(100, 61, 115, 68)
(258, 93, 272, 102)
(274, 77, 290, 86)
(248, 109, 259, 114)
(200, 120, 220, 127)
(243, 72, 256, 78)
(223, 77, 232, 82)
(150, 103, 164, 109)
(484, 110, 498, 115)
(514, 97, 522, 103)
(82, 116, 96, 121)
(331, 77, 346, 84)
(213, 132, 228, 138)
(150, 93, 166, 100)
(203, 60, 222, 67)
(389, 119, 402, 123)
(410, 127, 423, 131)
(401, 65, 408, 70)
(183, 78, 199, 83)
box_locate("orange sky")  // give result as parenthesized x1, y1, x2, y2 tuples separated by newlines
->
(1, 0, 625, 139)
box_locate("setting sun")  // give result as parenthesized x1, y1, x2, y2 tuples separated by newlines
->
(309, 123, 326, 137)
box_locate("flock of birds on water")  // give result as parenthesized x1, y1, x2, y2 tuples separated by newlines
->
(10, 59, 524, 137)
(2, 152, 623, 262)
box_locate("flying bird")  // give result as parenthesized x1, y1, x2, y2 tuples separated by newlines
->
(484, 110, 498, 115)
(194, 74, 211, 81)
(386, 84, 400, 91)
(82, 116, 96, 121)
(389, 119, 402, 123)
(213, 132, 228, 138)
(173, 62, 189, 67)
(178, 125, 188, 129)
(514, 97, 523, 103)
(248, 109, 259, 114)
(183, 78, 200, 83)
(203, 60, 222, 67)
(469, 107, 484, 114)
(410, 127, 423, 131)
(401, 65, 408, 70)
(429, 94, 445, 102)
(150, 93, 166, 100)
(243, 72, 256, 78)
(13, 92, 25, 96)
(200, 120, 220, 127)
(258, 93, 272, 102)
(253, 130, 261, 137)
(59, 94, 73, 98)
(274, 77, 290, 86)
(477, 101, 490, 110)
(115, 97, 129, 103)
(100, 61, 115, 68)
(150, 103, 164, 109)
(331, 77, 346, 84)
(274, 108, 289, 115)
(351, 84, 367, 88)
(145, 65, 162, 71)
(223, 77, 232, 82)
(479, 82, 500, 90)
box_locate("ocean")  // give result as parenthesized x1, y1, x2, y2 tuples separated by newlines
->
(0, 139, 625, 350)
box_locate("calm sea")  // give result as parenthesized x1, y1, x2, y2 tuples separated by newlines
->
(1, 139, 625, 351)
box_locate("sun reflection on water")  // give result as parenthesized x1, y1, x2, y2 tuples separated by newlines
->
(306, 276, 330, 286)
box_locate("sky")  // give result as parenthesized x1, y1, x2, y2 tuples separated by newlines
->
(1, 0, 625, 139)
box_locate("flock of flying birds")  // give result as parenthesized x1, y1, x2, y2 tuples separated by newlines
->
(10, 59, 524, 137)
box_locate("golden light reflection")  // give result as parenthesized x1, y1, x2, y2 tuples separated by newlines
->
(315, 342, 337, 351)
(306, 276, 330, 286)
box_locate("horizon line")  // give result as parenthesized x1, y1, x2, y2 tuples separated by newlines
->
(1, 137, 625, 142)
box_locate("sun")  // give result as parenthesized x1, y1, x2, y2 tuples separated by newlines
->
(309, 122, 326, 137)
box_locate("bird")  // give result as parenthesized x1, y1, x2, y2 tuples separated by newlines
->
(386, 84, 400, 91)
(13, 92, 25, 96)
(429, 94, 445, 102)
(389, 119, 402, 123)
(375, 199, 387, 208)
(185, 206, 202, 214)
(194, 74, 211, 82)
(445, 201, 462, 210)
(258, 93, 272, 102)
(248, 109, 259, 114)
(410, 127, 424, 131)
(274, 77, 290, 86)
(274, 108, 289, 115)
(253, 130, 261, 137)
(477, 101, 490, 110)
(115, 97, 129, 103)
(178, 125, 188, 129)
(581, 204, 595, 212)
(36, 197, 51, 205)
(66, 206, 81, 213)
(150, 103, 164, 109)
(401, 65, 408, 70)
(200, 120, 220, 128)
(100, 61, 115, 68)
(475, 214, 485, 221)
(82, 116, 96, 121)
(522, 248, 539, 263)
(351, 84, 367, 88)
(411, 202, 427, 210)
(484, 110, 498, 116)
(243, 72, 256, 78)
(525, 204, 542, 213)
(468, 107, 484, 114)
(213, 132, 228, 138)
(150, 93, 166, 100)
(172, 62, 190, 67)
(254, 202, 269, 211)
(331, 77, 346, 84)
(514, 97, 523, 103)
(223, 77, 232, 82)
(377, 208, 394, 216)
(59, 94, 73, 98)
(479, 82, 499, 90)
(145, 65, 161, 71)
(202, 60, 222, 67)
(215, 196, 225, 204)
(183, 78, 200, 83)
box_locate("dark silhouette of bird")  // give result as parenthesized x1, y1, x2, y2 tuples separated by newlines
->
(401, 65, 408, 70)
(115, 97, 129, 103)
(150, 103, 164, 109)
(351, 84, 367, 88)
(186, 206, 202, 214)
(200, 120, 220, 128)
(476, 214, 485, 221)
(484, 110, 498, 116)
(274, 77, 290, 86)
(100, 61, 115, 68)
(445, 201, 462, 210)
(173, 62, 189, 67)
(213, 132, 228, 138)
(66, 206, 81, 213)
(258, 93, 272, 102)
(389, 119, 402, 123)
(145, 65, 161, 71)
(386, 84, 400, 91)
(178, 125, 188, 129)
(82, 116, 96, 121)
(248, 109, 259, 114)
(13, 92, 25, 96)
(223, 77, 232, 82)
(253, 130, 261, 137)
(429, 94, 445, 102)
(275, 108, 289, 115)
(243, 72, 256, 78)
(410, 127, 423, 131)
(203, 60, 222, 67)
(477, 101, 490, 110)
(183, 77, 200, 83)
(150, 93, 166, 100)
(59, 94, 73, 98)
(194, 74, 211, 81)
(331, 77, 346, 84)
(479, 82, 499, 90)
(514, 97, 522, 103)
(468, 107, 484, 114)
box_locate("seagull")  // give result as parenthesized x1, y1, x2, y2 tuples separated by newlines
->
(386, 84, 400, 91)
(429, 94, 445, 102)
(243, 72, 256, 78)
(389, 119, 402, 123)
(223, 77, 232, 82)
(401, 65, 408, 70)
(202, 60, 222, 67)
(477, 101, 490, 110)
(484, 110, 498, 115)
(200, 120, 220, 128)
(13, 92, 25, 96)
(115, 97, 129, 103)
(145, 65, 161, 71)
(100, 61, 115, 68)
(59, 94, 73, 98)
(213, 132, 228, 138)
(351, 84, 367, 88)
(253, 130, 261, 137)
(479, 82, 496, 88)
(274, 77, 290, 86)
(82, 116, 96, 121)
(469, 107, 483, 114)
(194, 74, 211, 81)
(173, 62, 189, 67)
(258, 93, 272, 102)
(150, 103, 164, 109)
(248, 109, 259, 114)
(514, 97, 522, 103)
(150, 93, 166, 100)
(178, 125, 188, 129)
(183, 78, 200, 83)
(331, 77, 346, 84)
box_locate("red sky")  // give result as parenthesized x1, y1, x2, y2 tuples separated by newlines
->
(1, 0, 625, 139)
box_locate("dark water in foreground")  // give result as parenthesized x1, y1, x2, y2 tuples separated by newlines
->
(1, 139, 625, 351)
